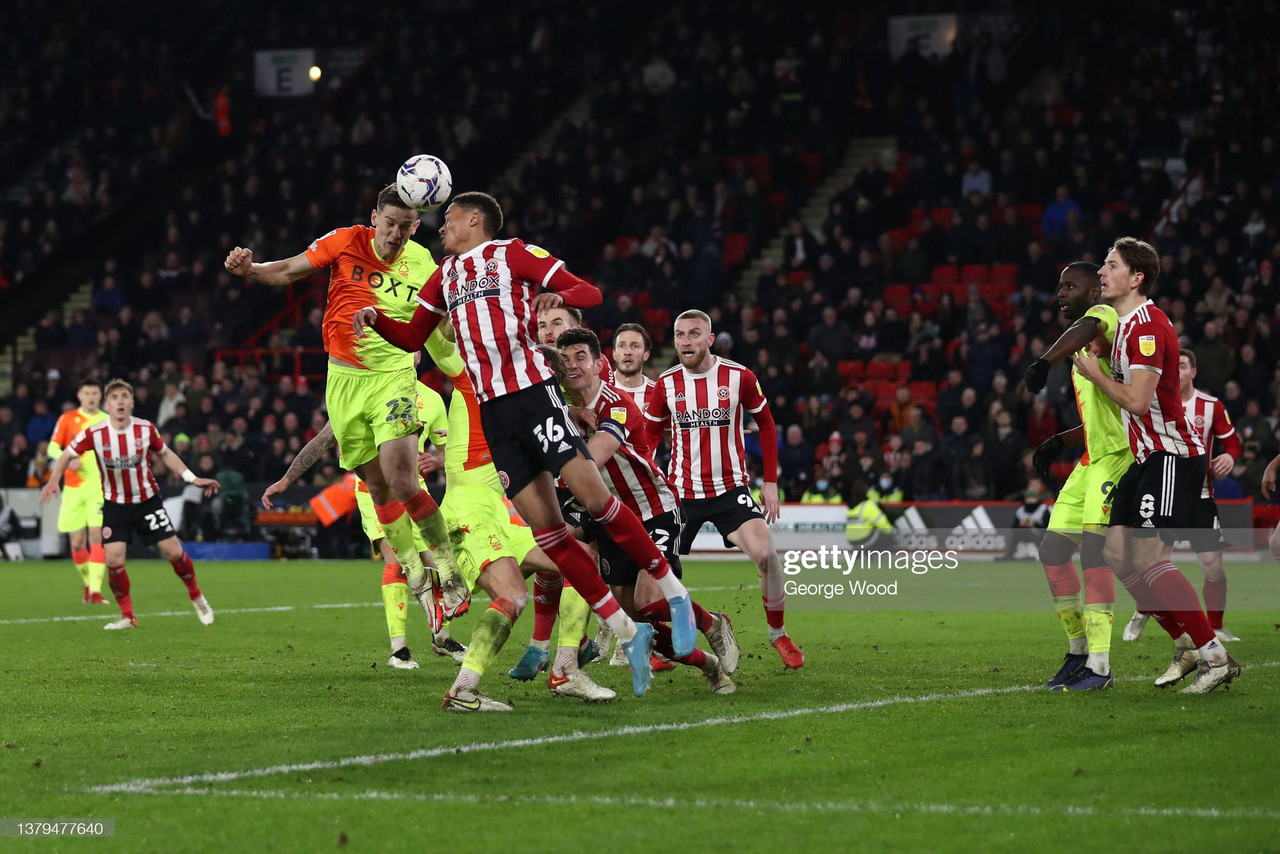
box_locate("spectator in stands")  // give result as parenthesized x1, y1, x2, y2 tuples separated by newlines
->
(798, 351, 841, 401)
(987, 409, 1028, 499)
(900, 406, 937, 449)
(906, 437, 949, 501)
(779, 424, 815, 502)
(952, 437, 994, 500)
(966, 323, 1006, 392)
(1192, 319, 1234, 396)
(806, 306, 854, 361)
(2, 435, 31, 487)
(783, 219, 820, 271)
(33, 309, 65, 349)
(1025, 397, 1059, 448)
(24, 399, 56, 447)
(939, 415, 972, 458)
(961, 160, 993, 201)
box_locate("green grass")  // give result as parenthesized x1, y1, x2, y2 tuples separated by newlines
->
(2, 559, 1278, 853)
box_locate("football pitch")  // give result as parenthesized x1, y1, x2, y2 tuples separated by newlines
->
(2, 558, 1277, 852)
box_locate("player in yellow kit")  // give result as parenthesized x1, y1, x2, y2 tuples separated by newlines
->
(262, 364, 462, 669)
(424, 324, 614, 705)
(48, 379, 110, 603)
(226, 184, 465, 624)
(1023, 261, 1134, 691)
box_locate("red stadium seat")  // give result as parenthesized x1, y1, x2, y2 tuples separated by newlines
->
(931, 264, 959, 283)
(887, 228, 911, 250)
(745, 155, 772, 187)
(960, 264, 989, 282)
(722, 232, 751, 268)
(801, 152, 824, 185)
(931, 207, 953, 227)
(643, 309, 671, 343)
(909, 381, 937, 401)
(788, 270, 807, 286)
(768, 192, 788, 223)
(866, 361, 894, 380)
(837, 359, 864, 381)
(991, 263, 1018, 284)
(615, 236, 639, 259)
(1050, 461, 1075, 483)
(895, 361, 911, 380)
(885, 284, 912, 302)
(633, 291, 650, 309)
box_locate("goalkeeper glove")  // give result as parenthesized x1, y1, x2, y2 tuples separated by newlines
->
(1024, 358, 1051, 393)
(1032, 435, 1065, 483)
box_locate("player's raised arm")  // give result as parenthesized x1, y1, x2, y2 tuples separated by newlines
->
(224, 248, 318, 286)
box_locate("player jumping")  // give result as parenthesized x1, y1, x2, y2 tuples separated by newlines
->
(224, 185, 466, 626)
(355, 191, 697, 697)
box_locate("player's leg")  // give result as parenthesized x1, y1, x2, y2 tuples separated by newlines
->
(511, 471, 654, 696)
(102, 540, 136, 630)
(374, 431, 465, 615)
(728, 515, 804, 668)
(1039, 528, 1087, 686)
(86, 522, 107, 604)
(356, 461, 441, 628)
(1198, 550, 1235, 640)
(372, 537, 418, 669)
(1125, 457, 1236, 692)
(1270, 520, 1280, 559)
(1192, 498, 1235, 641)
(444, 557, 528, 711)
(632, 571, 737, 693)
(59, 488, 92, 601)
(155, 531, 213, 626)
(558, 452, 695, 656)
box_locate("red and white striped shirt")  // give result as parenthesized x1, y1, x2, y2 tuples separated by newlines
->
(588, 382, 678, 520)
(70, 418, 164, 505)
(1184, 389, 1242, 497)
(1110, 300, 1204, 463)
(646, 357, 766, 500)
(418, 239, 564, 403)
(614, 376, 656, 413)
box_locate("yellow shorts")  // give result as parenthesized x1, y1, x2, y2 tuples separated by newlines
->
(58, 483, 104, 533)
(1047, 449, 1133, 536)
(354, 487, 427, 556)
(326, 363, 422, 471)
(442, 483, 537, 592)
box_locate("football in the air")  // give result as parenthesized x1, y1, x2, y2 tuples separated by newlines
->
(396, 154, 453, 210)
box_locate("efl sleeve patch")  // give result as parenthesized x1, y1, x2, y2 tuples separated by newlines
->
(609, 405, 628, 425)
(525, 244, 550, 258)
(1138, 335, 1156, 357)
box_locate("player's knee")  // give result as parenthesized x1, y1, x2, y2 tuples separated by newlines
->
(1038, 534, 1071, 567)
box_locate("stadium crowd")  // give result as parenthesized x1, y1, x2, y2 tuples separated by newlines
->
(3, 1, 1280, 540)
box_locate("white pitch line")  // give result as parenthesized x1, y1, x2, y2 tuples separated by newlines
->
(0, 605, 302, 625)
(122, 786, 1280, 822)
(0, 601, 384, 627)
(81, 684, 1043, 793)
(89, 660, 1280, 797)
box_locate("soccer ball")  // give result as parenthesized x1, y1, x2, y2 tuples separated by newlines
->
(396, 154, 453, 210)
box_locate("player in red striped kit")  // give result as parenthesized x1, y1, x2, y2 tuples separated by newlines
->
(559, 327, 740, 693)
(41, 380, 220, 630)
(611, 323, 657, 412)
(645, 309, 804, 669)
(1073, 237, 1239, 693)
(354, 191, 697, 697)
(1122, 350, 1243, 643)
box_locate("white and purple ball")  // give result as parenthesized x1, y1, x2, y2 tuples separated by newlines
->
(396, 154, 453, 210)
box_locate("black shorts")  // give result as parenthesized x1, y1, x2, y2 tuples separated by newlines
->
(1187, 495, 1227, 553)
(1107, 453, 1207, 543)
(102, 495, 177, 546)
(598, 508, 684, 587)
(479, 379, 591, 499)
(677, 485, 766, 554)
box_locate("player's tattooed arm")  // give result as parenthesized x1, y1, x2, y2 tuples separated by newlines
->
(262, 422, 335, 508)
